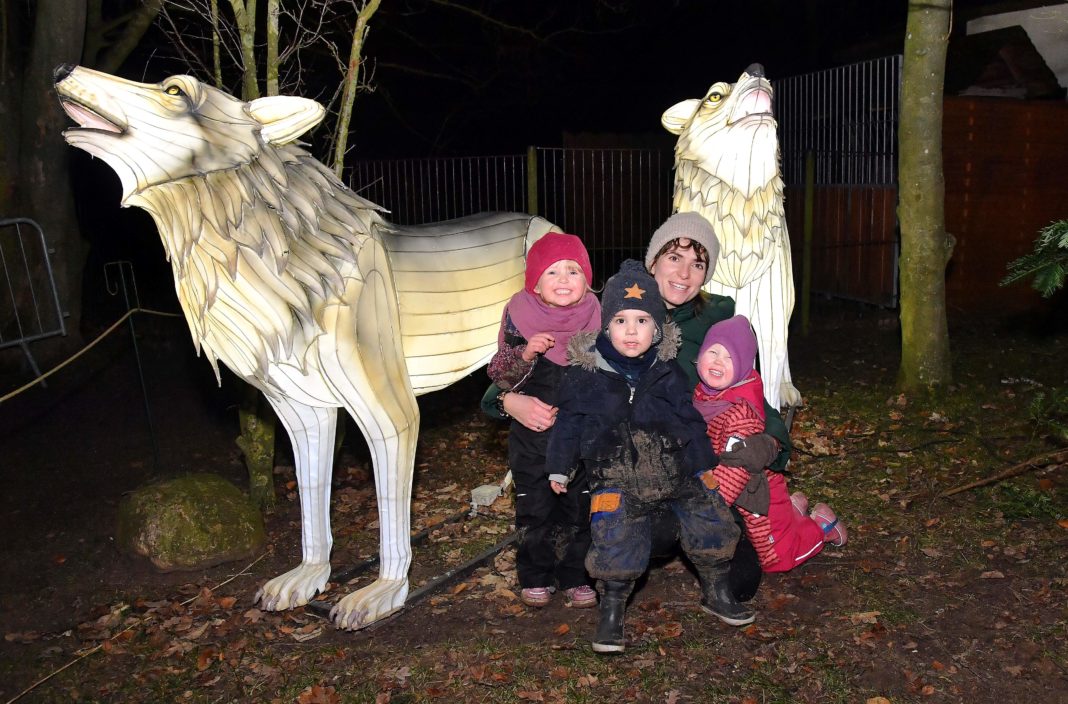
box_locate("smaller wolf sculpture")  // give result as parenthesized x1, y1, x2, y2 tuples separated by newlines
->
(662, 63, 801, 410)
(55, 65, 557, 630)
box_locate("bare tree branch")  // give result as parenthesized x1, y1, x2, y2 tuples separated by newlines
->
(332, 0, 382, 176)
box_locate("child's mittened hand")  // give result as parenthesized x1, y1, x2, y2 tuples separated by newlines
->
(550, 480, 568, 494)
(719, 433, 779, 473)
(521, 333, 556, 362)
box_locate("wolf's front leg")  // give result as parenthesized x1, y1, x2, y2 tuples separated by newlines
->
(255, 397, 338, 611)
(329, 415, 418, 630)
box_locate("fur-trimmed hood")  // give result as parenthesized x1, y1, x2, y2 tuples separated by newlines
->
(566, 322, 682, 372)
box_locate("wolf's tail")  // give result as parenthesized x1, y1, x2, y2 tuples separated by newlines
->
(524, 215, 562, 256)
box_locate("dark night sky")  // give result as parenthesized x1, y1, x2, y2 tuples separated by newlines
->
(345, 0, 912, 157)
(126, 0, 1029, 157)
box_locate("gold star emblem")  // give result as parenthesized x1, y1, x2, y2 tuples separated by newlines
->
(623, 283, 645, 299)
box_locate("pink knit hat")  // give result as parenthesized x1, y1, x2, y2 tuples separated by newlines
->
(524, 232, 594, 293)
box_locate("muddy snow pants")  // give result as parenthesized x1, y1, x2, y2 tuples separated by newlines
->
(586, 473, 739, 582)
(510, 423, 592, 590)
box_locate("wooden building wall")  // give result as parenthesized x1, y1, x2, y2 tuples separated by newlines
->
(942, 97, 1068, 312)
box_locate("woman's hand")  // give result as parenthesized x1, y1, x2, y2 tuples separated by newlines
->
(550, 480, 568, 495)
(521, 333, 555, 362)
(503, 392, 558, 432)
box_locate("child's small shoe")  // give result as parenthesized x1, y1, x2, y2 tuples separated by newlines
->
(811, 503, 847, 546)
(790, 491, 809, 516)
(564, 585, 598, 609)
(520, 587, 553, 607)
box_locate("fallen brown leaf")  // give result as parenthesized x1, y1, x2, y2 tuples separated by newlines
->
(296, 684, 341, 704)
(553, 623, 570, 636)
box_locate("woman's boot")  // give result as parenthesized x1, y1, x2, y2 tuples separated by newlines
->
(698, 566, 756, 626)
(592, 580, 633, 653)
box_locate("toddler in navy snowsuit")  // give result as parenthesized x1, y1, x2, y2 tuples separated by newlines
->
(546, 260, 753, 654)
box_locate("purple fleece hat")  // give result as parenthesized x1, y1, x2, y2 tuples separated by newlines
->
(698, 315, 758, 386)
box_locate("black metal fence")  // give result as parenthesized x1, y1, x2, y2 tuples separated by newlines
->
(347, 56, 903, 302)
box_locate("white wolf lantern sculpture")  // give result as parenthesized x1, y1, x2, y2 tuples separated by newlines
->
(55, 65, 558, 629)
(662, 63, 801, 410)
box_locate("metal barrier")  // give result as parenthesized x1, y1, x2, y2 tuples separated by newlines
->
(0, 217, 67, 382)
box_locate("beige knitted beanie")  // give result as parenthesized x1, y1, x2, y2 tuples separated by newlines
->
(643, 212, 720, 285)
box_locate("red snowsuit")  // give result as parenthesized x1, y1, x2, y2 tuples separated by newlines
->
(699, 370, 825, 573)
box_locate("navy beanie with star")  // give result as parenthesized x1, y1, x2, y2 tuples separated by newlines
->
(600, 259, 667, 333)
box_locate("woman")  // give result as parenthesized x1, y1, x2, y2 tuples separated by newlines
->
(482, 212, 792, 601)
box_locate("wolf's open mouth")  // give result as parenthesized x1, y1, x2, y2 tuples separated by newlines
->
(728, 87, 773, 125)
(60, 99, 125, 134)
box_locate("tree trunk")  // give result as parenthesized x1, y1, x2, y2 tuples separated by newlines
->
(898, 0, 953, 393)
(236, 385, 277, 510)
(16, 0, 88, 347)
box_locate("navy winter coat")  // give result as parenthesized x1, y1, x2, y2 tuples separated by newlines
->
(546, 325, 718, 505)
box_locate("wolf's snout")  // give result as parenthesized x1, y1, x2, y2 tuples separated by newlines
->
(744, 63, 765, 79)
(54, 64, 76, 84)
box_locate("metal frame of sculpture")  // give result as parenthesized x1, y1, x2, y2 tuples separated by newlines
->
(662, 63, 801, 410)
(54, 65, 556, 629)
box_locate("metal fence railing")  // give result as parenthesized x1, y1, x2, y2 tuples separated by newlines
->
(345, 57, 903, 303)
(349, 154, 529, 226)
(775, 56, 903, 307)
(0, 217, 67, 381)
(348, 148, 673, 288)
(533, 147, 674, 287)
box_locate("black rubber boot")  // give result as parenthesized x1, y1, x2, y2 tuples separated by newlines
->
(699, 567, 756, 626)
(592, 580, 633, 654)
(727, 534, 763, 603)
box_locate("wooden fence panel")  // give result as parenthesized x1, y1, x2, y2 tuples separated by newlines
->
(943, 97, 1068, 311)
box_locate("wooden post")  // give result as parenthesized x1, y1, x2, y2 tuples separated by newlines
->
(802, 150, 815, 336)
(526, 146, 538, 216)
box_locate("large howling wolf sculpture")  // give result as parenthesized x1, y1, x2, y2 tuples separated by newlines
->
(662, 63, 801, 410)
(55, 65, 557, 629)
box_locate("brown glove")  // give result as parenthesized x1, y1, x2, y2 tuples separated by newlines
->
(719, 433, 779, 474)
(720, 434, 778, 515)
(733, 471, 771, 515)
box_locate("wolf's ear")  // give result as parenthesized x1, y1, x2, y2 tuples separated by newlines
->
(247, 96, 326, 145)
(661, 99, 699, 135)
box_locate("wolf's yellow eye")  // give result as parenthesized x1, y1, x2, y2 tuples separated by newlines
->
(706, 92, 723, 104)
(165, 85, 184, 96)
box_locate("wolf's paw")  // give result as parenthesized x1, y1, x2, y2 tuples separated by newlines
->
(779, 382, 803, 409)
(330, 578, 409, 630)
(254, 563, 331, 611)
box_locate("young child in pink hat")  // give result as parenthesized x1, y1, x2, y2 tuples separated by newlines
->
(488, 232, 601, 609)
(693, 315, 846, 574)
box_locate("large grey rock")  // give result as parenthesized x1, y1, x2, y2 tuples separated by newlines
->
(116, 473, 265, 572)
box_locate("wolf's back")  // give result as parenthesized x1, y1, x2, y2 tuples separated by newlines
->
(385, 213, 556, 394)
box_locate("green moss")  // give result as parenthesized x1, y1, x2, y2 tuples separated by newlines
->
(116, 473, 265, 571)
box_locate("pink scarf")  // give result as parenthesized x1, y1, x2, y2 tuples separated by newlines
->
(692, 369, 766, 423)
(507, 289, 600, 366)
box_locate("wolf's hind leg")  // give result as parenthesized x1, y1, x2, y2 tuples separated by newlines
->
(254, 397, 337, 611)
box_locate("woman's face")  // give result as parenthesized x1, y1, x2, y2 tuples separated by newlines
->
(649, 239, 707, 308)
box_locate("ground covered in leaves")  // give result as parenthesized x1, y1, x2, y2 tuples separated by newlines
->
(0, 302, 1065, 703)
